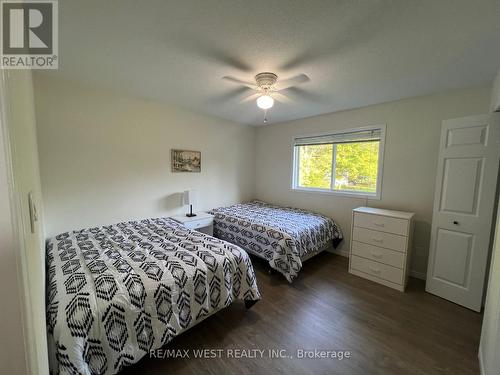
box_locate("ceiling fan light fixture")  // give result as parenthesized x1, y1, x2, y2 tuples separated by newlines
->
(256, 95, 274, 109)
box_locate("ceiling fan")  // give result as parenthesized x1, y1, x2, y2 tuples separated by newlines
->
(222, 72, 310, 112)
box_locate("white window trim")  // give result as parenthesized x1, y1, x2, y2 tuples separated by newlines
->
(290, 124, 386, 200)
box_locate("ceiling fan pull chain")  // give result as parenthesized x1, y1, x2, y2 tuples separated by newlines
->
(263, 109, 268, 123)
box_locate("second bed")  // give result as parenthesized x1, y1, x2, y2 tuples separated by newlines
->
(209, 201, 343, 282)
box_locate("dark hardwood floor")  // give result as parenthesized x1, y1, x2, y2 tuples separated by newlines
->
(122, 253, 482, 375)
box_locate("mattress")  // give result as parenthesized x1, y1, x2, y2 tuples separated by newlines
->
(46, 217, 260, 375)
(209, 201, 343, 282)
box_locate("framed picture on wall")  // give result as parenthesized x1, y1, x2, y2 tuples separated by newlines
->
(171, 149, 201, 172)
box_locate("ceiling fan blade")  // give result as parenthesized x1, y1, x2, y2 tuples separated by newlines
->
(240, 92, 261, 103)
(284, 87, 324, 104)
(222, 76, 258, 90)
(272, 92, 292, 104)
(275, 74, 310, 90)
(172, 33, 253, 72)
(208, 86, 252, 105)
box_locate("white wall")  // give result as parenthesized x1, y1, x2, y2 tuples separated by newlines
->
(34, 74, 256, 238)
(479, 190, 500, 375)
(1, 71, 48, 374)
(255, 86, 491, 276)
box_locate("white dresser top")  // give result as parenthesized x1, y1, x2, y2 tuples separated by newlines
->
(353, 206, 415, 220)
(170, 211, 213, 224)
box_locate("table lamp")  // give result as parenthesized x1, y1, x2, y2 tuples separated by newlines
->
(183, 189, 197, 217)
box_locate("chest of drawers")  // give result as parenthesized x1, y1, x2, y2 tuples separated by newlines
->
(349, 207, 415, 291)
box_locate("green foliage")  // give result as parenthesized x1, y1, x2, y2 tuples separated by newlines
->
(335, 141, 379, 192)
(297, 141, 379, 193)
(298, 144, 332, 189)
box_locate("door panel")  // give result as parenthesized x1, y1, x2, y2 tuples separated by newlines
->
(439, 157, 482, 214)
(433, 229, 473, 287)
(426, 113, 500, 311)
(445, 124, 488, 147)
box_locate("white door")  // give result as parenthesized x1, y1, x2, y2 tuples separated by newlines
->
(426, 113, 500, 312)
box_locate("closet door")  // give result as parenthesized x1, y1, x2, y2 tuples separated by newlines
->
(426, 113, 500, 312)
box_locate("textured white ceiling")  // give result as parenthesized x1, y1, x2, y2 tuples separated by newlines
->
(46, 0, 500, 125)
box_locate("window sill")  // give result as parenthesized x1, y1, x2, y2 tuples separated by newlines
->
(290, 187, 381, 200)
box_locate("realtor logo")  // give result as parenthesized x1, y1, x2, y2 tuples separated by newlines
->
(1, 0, 58, 69)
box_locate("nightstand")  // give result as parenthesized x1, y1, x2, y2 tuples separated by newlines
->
(170, 212, 214, 236)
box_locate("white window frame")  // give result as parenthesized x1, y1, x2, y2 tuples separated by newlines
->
(290, 124, 386, 199)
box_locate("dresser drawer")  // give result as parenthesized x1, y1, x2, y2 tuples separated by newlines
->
(353, 212, 408, 236)
(352, 227, 407, 252)
(351, 241, 405, 269)
(350, 255, 403, 285)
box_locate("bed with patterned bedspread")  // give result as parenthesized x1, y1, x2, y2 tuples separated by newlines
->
(46, 217, 260, 375)
(209, 201, 343, 282)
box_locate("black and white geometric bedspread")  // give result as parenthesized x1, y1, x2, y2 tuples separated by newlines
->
(209, 201, 343, 282)
(46, 217, 260, 375)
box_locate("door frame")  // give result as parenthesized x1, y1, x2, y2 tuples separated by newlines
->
(0, 69, 37, 375)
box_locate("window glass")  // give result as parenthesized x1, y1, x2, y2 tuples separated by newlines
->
(334, 141, 379, 193)
(297, 144, 333, 189)
(292, 127, 384, 197)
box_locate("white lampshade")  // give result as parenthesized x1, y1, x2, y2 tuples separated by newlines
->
(256, 95, 274, 109)
(183, 189, 198, 205)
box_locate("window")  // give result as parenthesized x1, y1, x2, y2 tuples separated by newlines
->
(292, 125, 385, 198)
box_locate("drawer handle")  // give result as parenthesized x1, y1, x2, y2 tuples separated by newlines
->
(372, 238, 383, 243)
(370, 251, 383, 259)
(373, 222, 385, 227)
(369, 266, 381, 274)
